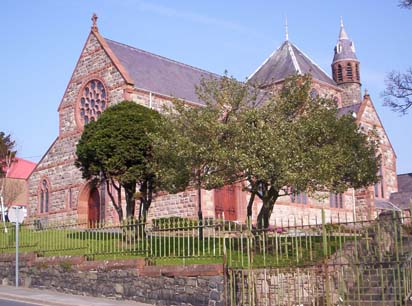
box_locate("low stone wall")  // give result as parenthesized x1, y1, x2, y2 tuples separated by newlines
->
(0, 254, 225, 306)
(229, 266, 327, 306)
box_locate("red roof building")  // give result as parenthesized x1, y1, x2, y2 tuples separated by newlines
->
(1, 157, 36, 207)
(6, 157, 36, 180)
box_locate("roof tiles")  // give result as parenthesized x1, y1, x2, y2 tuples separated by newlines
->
(106, 38, 220, 105)
(248, 41, 336, 87)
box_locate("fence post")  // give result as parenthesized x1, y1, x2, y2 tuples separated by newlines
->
(322, 209, 331, 306)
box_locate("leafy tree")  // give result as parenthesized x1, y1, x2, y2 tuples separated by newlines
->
(0, 132, 16, 177)
(236, 75, 380, 228)
(157, 74, 380, 229)
(154, 74, 257, 233)
(76, 101, 161, 222)
(382, 68, 412, 114)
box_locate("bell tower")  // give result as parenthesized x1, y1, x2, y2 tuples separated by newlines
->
(331, 18, 361, 106)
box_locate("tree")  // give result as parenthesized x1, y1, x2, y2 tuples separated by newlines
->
(0, 132, 17, 227)
(382, 68, 412, 114)
(399, 0, 412, 9)
(157, 74, 380, 229)
(76, 101, 161, 222)
(0, 132, 16, 177)
(381, 1, 412, 114)
(236, 75, 380, 228)
(1, 180, 24, 208)
(154, 74, 257, 233)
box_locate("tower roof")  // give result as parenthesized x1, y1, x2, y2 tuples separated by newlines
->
(333, 19, 357, 63)
(248, 40, 336, 87)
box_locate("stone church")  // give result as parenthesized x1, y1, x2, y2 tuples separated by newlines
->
(27, 15, 397, 226)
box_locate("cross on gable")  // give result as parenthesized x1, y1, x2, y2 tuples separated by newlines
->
(91, 13, 98, 32)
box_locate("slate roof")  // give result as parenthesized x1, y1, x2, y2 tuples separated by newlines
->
(397, 173, 412, 193)
(375, 199, 402, 211)
(332, 22, 358, 63)
(389, 174, 412, 210)
(248, 41, 336, 87)
(337, 103, 361, 117)
(106, 39, 220, 105)
(333, 39, 357, 63)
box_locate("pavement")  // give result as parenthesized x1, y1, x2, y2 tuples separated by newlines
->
(0, 286, 154, 306)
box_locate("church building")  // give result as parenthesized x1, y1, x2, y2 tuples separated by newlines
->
(27, 15, 397, 226)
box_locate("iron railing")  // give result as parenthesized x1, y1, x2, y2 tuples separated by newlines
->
(0, 210, 411, 305)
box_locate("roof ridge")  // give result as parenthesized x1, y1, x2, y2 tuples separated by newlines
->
(289, 43, 335, 83)
(105, 38, 221, 78)
(286, 41, 302, 74)
(247, 41, 286, 81)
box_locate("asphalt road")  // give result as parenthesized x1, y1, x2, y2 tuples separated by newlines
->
(0, 299, 40, 306)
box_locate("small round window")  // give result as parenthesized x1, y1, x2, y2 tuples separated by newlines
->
(79, 79, 107, 125)
(310, 88, 319, 99)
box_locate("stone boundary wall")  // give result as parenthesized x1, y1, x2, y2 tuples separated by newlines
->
(0, 254, 225, 306)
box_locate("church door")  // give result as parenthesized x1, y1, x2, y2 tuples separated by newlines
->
(215, 185, 237, 221)
(88, 187, 100, 226)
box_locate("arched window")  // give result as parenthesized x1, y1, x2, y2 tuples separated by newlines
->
(346, 63, 353, 80)
(39, 179, 50, 213)
(78, 79, 107, 126)
(374, 166, 384, 198)
(355, 64, 360, 81)
(337, 64, 343, 82)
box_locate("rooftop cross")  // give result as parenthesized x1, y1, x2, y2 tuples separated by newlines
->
(91, 13, 98, 32)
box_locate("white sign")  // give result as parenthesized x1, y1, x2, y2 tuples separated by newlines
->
(8, 206, 26, 224)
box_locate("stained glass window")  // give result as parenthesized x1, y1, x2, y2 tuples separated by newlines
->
(79, 79, 107, 126)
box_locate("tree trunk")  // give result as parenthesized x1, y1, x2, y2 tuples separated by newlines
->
(256, 194, 278, 229)
(247, 192, 256, 219)
(197, 183, 203, 240)
(115, 206, 124, 222)
(106, 181, 123, 222)
(124, 182, 136, 219)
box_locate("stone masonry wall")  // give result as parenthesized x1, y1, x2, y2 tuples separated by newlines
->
(359, 98, 398, 198)
(231, 267, 327, 306)
(27, 31, 128, 225)
(28, 29, 397, 227)
(0, 254, 225, 306)
(339, 82, 361, 107)
(28, 31, 201, 225)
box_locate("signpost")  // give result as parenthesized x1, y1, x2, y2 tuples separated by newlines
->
(8, 206, 26, 288)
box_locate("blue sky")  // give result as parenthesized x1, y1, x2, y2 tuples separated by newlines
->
(1, 0, 411, 173)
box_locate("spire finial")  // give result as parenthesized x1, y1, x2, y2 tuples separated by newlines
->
(285, 15, 289, 41)
(338, 16, 348, 40)
(91, 13, 98, 32)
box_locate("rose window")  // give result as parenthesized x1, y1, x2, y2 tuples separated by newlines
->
(79, 79, 107, 125)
